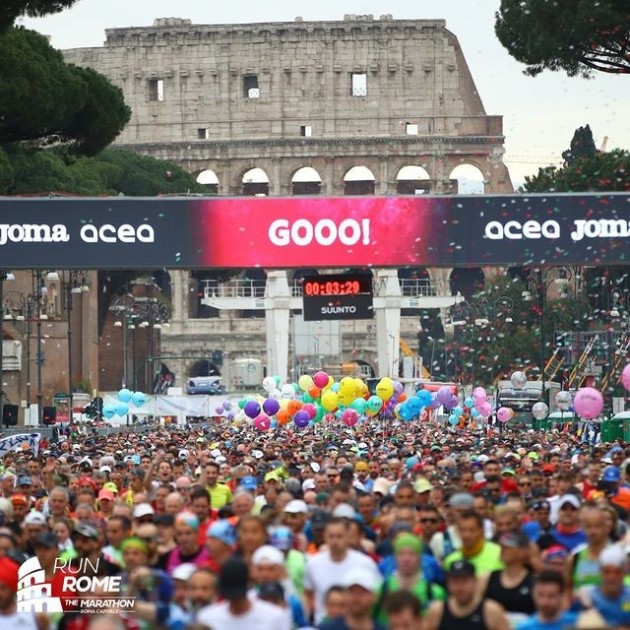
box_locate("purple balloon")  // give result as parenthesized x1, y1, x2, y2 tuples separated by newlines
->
(393, 381, 404, 395)
(294, 411, 310, 428)
(445, 394, 459, 410)
(437, 386, 452, 405)
(215, 406, 224, 415)
(263, 398, 280, 416)
(222, 400, 232, 411)
(430, 394, 441, 409)
(244, 400, 261, 419)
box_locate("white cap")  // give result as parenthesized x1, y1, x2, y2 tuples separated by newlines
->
(341, 567, 382, 591)
(252, 450, 264, 460)
(252, 545, 285, 566)
(210, 449, 222, 458)
(172, 563, 197, 581)
(284, 499, 308, 514)
(133, 503, 155, 519)
(99, 466, 111, 474)
(24, 511, 46, 526)
(302, 479, 316, 491)
(216, 456, 227, 464)
(559, 494, 581, 510)
(373, 478, 392, 495)
(332, 503, 357, 519)
(178, 449, 189, 459)
(599, 545, 626, 568)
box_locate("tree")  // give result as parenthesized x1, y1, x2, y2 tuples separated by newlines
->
(0, 0, 79, 32)
(495, 0, 630, 76)
(562, 125, 597, 166)
(0, 27, 130, 155)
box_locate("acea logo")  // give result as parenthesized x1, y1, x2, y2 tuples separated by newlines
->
(17, 557, 134, 614)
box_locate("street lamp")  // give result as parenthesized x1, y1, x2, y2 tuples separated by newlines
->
(64, 270, 89, 424)
(0, 271, 15, 424)
(110, 295, 170, 390)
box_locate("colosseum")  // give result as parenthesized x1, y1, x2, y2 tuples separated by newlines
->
(62, 15, 514, 390)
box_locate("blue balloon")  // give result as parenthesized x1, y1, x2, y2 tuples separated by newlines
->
(448, 415, 459, 426)
(464, 397, 474, 408)
(453, 406, 464, 416)
(331, 383, 340, 393)
(118, 388, 132, 403)
(102, 404, 115, 419)
(116, 402, 129, 416)
(131, 391, 146, 407)
(416, 390, 433, 407)
(407, 397, 422, 414)
(471, 408, 481, 418)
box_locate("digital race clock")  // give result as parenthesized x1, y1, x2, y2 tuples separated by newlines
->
(302, 273, 373, 297)
(302, 273, 373, 321)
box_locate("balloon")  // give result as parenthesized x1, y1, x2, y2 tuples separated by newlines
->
(622, 364, 630, 390)
(497, 407, 512, 423)
(417, 390, 433, 407)
(437, 386, 452, 406)
(479, 401, 493, 418)
(222, 400, 232, 411)
(286, 400, 302, 416)
(398, 393, 407, 402)
(573, 387, 604, 420)
(375, 378, 394, 401)
(453, 406, 464, 417)
(312, 405, 325, 423)
(445, 394, 459, 410)
(308, 385, 322, 399)
(298, 374, 314, 391)
(471, 408, 481, 418)
(448, 415, 459, 426)
(393, 381, 404, 395)
(244, 400, 261, 419)
(510, 371, 527, 390)
(342, 409, 359, 427)
(294, 410, 311, 428)
(472, 387, 487, 405)
(238, 399, 247, 409)
(555, 391, 572, 411)
(102, 405, 115, 419)
(281, 384, 295, 398)
(321, 390, 338, 412)
(313, 371, 329, 389)
(464, 397, 474, 408)
(214, 406, 224, 415)
(429, 394, 441, 410)
(263, 398, 280, 416)
(254, 414, 271, 431)
(302, 403, 317, 419)
(366, 395, 383, 415)
(532, 402, 549, 420)
(131, 391, 146, 407)
(331, 383, 340, 393)
(118, 388, 132, 403)
(276, 409, 291, 425)
(262, 376, 277, 393)
(116, 402, 129, 416)
(350, 398, 367, 415)
(269, 389, 282, 399)
(337, 387, 356, 407)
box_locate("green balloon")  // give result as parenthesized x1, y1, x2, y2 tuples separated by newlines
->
(302, 393, 314, 404)
(313, 405, 325, 423)
(238, 399, 246, 409)
(351, 398, 367, 414)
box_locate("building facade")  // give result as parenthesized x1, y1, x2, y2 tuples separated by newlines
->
(61, 15, 513, 389)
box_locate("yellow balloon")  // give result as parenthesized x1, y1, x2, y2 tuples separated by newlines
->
(375, 377, 394, 401)
(298, 374, 314, 391)
(394, 403, 402, 420)
(324, 376, 335, 390)
(337, 390, 355, 406)
(321, 390, 338, 412)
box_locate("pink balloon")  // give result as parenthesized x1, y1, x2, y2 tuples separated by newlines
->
(254, 414, 271, 431)
(342, 409, 359, 427)
(479, 401, 492, 418)
(472, 387, 487, 405)
(573, 387, 604, 420)
(313, 371, 329, 389)
(302, 403, 317, 419)
(496, 407, 511, 423)
(622, 364, 630, 391)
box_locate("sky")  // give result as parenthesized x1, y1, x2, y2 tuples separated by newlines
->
(21, 0, 630, 188)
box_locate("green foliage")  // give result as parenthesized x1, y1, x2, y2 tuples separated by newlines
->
(562, 125, 597, 166)
(495, 0, 630, 76)
(523, 150, 630, 193)
(0, 28, 130, 155)
(6, 147, 207, 196)
(0, 0, 79, 32)
(0, 148, 14, 193)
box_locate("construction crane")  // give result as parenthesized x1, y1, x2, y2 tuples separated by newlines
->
(567, 336, 597, 389)
(400, 339, 430, 379)
(600, 332, 630, 392)
(543, 348, 565, 382)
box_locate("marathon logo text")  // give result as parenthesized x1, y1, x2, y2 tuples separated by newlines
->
(0, 223, 155, 245)
(485, 218, 630, 243)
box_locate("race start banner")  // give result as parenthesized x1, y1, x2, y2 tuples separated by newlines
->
(0, 194, 629, 268)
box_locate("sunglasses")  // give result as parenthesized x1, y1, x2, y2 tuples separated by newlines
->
(137, 516, 155, 524)
(420, 518, 439, 524)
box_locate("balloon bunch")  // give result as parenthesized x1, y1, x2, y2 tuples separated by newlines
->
(235, 373, 403, 431)
(213, 400, 236, 422)
(102, 388, 146, 420)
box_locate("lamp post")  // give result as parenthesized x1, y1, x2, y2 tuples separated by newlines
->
(110, 295, 170, 391)
(0, 271, 15, 424)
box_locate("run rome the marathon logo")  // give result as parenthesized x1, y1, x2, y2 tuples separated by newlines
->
(17, 556, 134, 614)
(0, 222, 155, 245)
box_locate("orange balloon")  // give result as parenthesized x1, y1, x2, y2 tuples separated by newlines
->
(286, 400, 302, 416)
(276, 409, 291, 424)
(308, 385, 322, 399)
(398, 393, 407, 402)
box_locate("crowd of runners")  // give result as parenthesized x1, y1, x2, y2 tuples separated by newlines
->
(0, 417, 627, 630)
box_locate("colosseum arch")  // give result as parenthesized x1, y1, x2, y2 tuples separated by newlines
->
(195, 168, 219, 194)
(448, 163, 485, 194)
(343, 165, 376, 195)
(241, 167, 270, 196)
(291, 166, 322, 195)
(396, 165, 432, 195)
